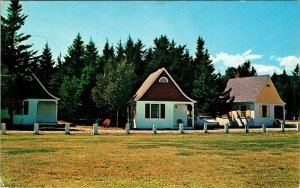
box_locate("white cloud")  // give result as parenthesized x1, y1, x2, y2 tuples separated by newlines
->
(252, 64, 282, 75)
(211, 49, 263, 67)
(275, 56, 300, 72)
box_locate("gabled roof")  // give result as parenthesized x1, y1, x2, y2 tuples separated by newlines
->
(132, 67, 196, 102)
(21, 73, 60, 100)
(225, 75, 280, 103)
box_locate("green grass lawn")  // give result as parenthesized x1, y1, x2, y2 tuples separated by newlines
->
(1, 132, 299, 187)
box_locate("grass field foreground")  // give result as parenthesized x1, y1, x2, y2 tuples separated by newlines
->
(1, 132, 299, 187)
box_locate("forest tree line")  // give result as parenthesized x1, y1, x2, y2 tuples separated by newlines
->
(1, 1, 299, 126)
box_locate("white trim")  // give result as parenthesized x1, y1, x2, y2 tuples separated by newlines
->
(32, 73, 60, 100)
(159, 77, 169, 83)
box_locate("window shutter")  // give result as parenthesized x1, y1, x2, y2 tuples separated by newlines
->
(259, 105, 262, 118)
(145, 104, 150, 118)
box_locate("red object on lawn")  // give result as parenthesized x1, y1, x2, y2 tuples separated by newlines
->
(103, 119, 110, 128)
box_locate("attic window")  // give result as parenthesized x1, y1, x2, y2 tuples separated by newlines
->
(266, 84, 271, 87)
(159, 77, 168, 83)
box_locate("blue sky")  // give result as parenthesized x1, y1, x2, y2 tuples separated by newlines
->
(1, 1, 300, 75)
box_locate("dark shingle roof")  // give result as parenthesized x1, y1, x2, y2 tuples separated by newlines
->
(23, 73, 59, 100)
(225, 75, 268, 103)
(132, 67, 196, 102)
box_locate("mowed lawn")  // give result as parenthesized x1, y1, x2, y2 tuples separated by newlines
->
(1, 132, 299, 187)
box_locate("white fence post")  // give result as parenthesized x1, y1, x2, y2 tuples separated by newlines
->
(179, 123, 184, 134)
(281, 123, 285, 132)
(1, 123, 6, 135)
(203, 123, 208, 133)
(125, 122, 130, 134)
(152, 124, 157, 134)
(245, 124, 249, 133)
(34, 123, 39, 134)
(65, 123, 70, 135)
(93, 123, 99, 135)
(224, 123, 229, 133)
(297, 123, 300, 132)
(262, 124, 266, 133)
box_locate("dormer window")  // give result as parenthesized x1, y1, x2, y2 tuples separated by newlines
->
(266, 84, 270, 87)
(159, 77, 168, 83)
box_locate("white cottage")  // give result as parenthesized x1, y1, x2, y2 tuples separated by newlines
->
(220, 75, 285, 127)
(130, 67, 196, 129)
(1, 73, 59, 125)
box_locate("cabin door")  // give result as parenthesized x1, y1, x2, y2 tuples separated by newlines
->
(37, 101, 56, 123)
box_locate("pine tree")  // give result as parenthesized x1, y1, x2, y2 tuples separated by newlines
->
(145, 35, 171, 75)
(79, 39, 101, 119)
(292, 63, 300, 117)
(38, 42, 55, 87)
(64, 33, 85, 78)
(1, 0, 38, 124)
(116, 40, 124, 63)
(102, 40, 114, 63)
(192, 37, 218, 116)
(237, 60, 257, 77)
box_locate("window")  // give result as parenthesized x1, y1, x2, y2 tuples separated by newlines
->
(24, 101, 29, 115)
(151, 104, 159, 118)
(262, 105, 268, 118)
(160, 104, 165, 119)
(145, 103, 165, 119)
(266, 84, 271, 87)
(240, 105, 247, 117)
(159, 77, 168, 83)
(260, 105, 270, 118)
(145, 104, 150, 118)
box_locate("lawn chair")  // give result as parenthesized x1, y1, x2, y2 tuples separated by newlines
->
(103, 119, 110, 128)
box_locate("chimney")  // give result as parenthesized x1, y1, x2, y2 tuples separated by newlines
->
(235, 73, 240, 78)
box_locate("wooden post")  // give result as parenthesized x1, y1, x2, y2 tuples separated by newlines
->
(245, 124, 249, 133)
(204, 123, 208, 133)
(297, 123, 300, 132)
(125, 122, 130, 134)
(152, 124, 157, 134)
(262, 124, 266, 133)
(224, 123, 229, 133)
(179, 123, 184, 134)
(34, 123, 39, 134)
(1, 123, 6, 135)
(93, 123, 99, 135)
(281, 123, 285, 132)
(65, 123, 70, 135)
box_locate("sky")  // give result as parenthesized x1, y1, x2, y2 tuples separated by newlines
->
(1, 1, 300, 75)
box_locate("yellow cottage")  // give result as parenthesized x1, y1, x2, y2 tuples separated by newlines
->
(224, 75, 285, 127)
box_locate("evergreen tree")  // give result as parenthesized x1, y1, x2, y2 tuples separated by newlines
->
(49, 53, 64, 96)
(292, 64, 300, 117)
(237, 60, 257, 77)
(38, 42, 55, 87)
(124, 35, 135, 63)
(145, 35, 171, 75)
(64, 33, 85, 78)
(192, 37, 219, 117)
(1, 0, 38, 124)
(79, 39, 101, 119)
(116, 40, 124, 63)
(102, 40, 114, 62)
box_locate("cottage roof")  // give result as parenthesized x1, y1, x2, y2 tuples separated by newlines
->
(226, 75, 281, 103)
(132, 67, 196, 102)
(24, 73, 60, 100)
